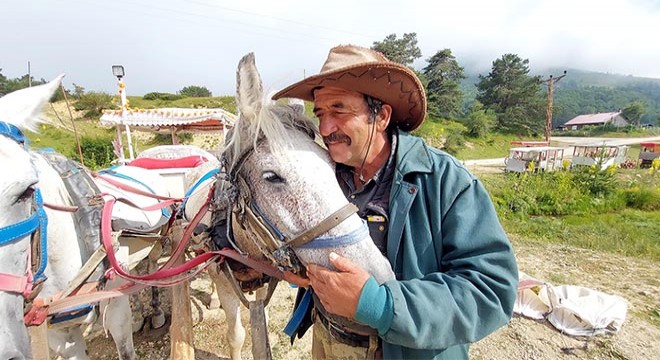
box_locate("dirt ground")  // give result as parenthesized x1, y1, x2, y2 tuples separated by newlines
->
(81, 238, 659, 360)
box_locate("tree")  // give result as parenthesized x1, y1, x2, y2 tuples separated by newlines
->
(371, 33, 421, 66)
(178, 85, 212, 97)
(622, 101, 645, 126)
(422, 49, 465, 119)
(73, 91, 115, 118)
(461, 102, 497, 138)
(72, 83, 86, 98)
(476, 54, 544, 134)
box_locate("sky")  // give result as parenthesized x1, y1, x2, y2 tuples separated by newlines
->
(2, 0, 659, 97)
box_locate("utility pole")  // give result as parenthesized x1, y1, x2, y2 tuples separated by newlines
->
(27, 61, 31, 87)
(541, 70, 567, 142)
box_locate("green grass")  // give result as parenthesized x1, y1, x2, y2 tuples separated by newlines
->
(480, 169, 660, 262)
(455, 133, 531, 160)
(126, 96, 237, 114)
(499, 210, 660, 261)
(25, 120, 116, 157)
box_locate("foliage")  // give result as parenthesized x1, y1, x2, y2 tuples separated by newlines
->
(78, 136, 115, 169)
(151, 132, 193, 145)
(143, 92, 185, 101)
(485, 168, 659, 261)
(441, 130, 465, 156)
(371, 33, 421, 66)
(476, 54, 545, 135)
(0, 69, 70, 101)
(126, 95, 236, 114)
(74, 91, 116, 118)
(553, 74, 660, 127)
(553, 123, 659, 137)
(72, 83, 86, 99)
(619, 187, 660, 211)
(571, 164, 619, 197)
(488, 166, 659, 218)
(622, 101, 646, 126)
(422, 49, 465, 119)
(178, 85, 212, 97)
(461, 102, 497, 138)
(413, 118, 467, 154)
(24, 123, 77, 158)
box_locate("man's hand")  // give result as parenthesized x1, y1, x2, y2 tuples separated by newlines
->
(283, 270, 310, 288)
(307, 252, 371, 319)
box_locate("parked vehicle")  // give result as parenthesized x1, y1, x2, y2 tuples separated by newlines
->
(638, 142, 660, 168)
(504, 146, 567, 173)
(570, 144, 628, 170)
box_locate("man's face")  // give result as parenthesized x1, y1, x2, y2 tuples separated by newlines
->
(313, 87, 374, 167)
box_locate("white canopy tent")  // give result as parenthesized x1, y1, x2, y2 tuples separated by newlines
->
(100, 107, 236, 163)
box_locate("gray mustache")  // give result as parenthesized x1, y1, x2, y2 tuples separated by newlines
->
(323, 133, 351, 145)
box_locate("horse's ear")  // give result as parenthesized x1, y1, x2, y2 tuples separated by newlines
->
(236, 53, 263, 119)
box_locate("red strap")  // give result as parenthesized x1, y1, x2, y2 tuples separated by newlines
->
(127, 156, 208, 169)
(100, 187, 214, 284)
(0, 272, 31, 297)
(93, 173, 185, 202)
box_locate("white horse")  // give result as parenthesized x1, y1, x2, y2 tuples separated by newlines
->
(202, 52, 396, 356)
(0, 76, 136, 359)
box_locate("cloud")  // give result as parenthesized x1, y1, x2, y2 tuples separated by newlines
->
(2, 0, 659, 96)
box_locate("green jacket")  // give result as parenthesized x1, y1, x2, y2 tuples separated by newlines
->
(356, 131, 518, 359)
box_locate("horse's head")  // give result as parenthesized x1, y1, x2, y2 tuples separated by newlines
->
(221, 54, 393, 283)
(0, 74, 64, 359)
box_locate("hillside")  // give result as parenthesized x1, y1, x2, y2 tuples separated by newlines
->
(460, 68, 660, 127)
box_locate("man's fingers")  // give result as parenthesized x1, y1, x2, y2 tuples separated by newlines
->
(328, 252, 356, 272)
(283, 271, 310, 288)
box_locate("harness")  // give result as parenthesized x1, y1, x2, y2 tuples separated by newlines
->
(224, 136, 358, 274)
(0, 121, 49, 300)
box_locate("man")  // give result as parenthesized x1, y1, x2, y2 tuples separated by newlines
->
(273, 45, 518, 359)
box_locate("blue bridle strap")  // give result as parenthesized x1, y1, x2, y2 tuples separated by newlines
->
(250, 199, 366, 248)
(0, 121, 28, 146)
(33, 189, 49, 282)
(0, 213, 39, 245)
(0, 191, 49, 278)
(0, 121, 49, 282)
(295, 222, 367, 249)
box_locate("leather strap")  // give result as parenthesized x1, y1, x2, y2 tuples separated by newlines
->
(286, 203, 358, 248)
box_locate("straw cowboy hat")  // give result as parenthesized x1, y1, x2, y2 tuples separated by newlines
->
(272, 45, 427, 131)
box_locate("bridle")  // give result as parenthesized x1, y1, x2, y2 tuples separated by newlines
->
(0, 121, 49, 300)
(223, 133, 358, 273)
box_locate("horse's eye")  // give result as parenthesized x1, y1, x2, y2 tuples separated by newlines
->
(17, 186, 36, 203)
(262, 171, 285, 184)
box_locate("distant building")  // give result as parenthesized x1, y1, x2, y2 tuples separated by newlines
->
(561, 111, 629, 130)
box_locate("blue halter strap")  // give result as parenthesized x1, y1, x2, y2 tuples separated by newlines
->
(0, 121, 49, 282)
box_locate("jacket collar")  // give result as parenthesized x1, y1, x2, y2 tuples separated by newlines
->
(395, 130, 434, 176)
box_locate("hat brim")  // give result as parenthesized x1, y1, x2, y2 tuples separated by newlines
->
(273, 62, 426, 132)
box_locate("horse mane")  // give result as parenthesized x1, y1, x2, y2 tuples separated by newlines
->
(0, 74, 65, 132)
(223, 98, 318, 171)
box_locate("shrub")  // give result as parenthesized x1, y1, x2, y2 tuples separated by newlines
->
(618, 187, 660, 211)
(178, 85, 212, 97)
(143, 92, 185, 101)
(74, 92, 115, 118)
(78, 136, 114, 169)
(570, 165, 618, 197)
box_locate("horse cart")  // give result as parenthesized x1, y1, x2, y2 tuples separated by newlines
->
(638, 142, 660, 168)
(504, 146, 567, 173)
(570, 143, 629, 170)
